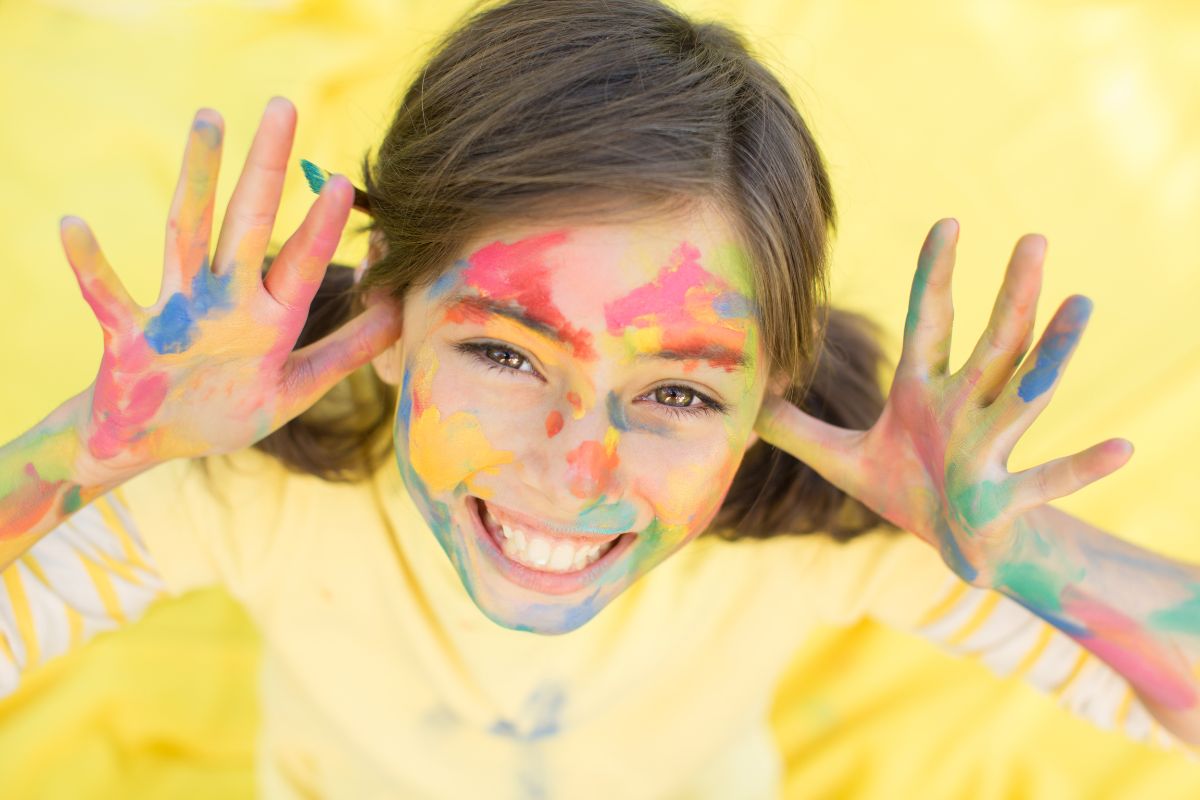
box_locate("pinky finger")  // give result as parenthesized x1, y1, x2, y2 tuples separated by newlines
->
(279, 299, 404, 414)
(60, 216, 137, 332)
(1010, 438, 1134, 512)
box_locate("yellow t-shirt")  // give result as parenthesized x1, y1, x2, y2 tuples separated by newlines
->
(3, 447, 1188, 798)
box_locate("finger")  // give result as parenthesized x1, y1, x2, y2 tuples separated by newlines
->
(263, 174, 353, 312)
(1009, 438, 1133, 512)
(988, 294, 1094, 462)
(61, 216, 137, 333)
(162, 108, 224, 302)
(281, 299, 404, 412)
(958, 234, 1044, 407)
(212, 96, 297, 283)
(754, 392, 865, 496)
(899, 218, 959, 379)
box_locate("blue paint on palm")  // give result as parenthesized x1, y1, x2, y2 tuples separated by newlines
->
(143, 261, 234, 354)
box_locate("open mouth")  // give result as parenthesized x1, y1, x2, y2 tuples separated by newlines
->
(467, 496, 635, 595)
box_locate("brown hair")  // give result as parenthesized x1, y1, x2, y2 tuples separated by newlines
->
(254, 0, 900, 542)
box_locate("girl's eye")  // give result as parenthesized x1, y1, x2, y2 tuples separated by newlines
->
(644, 385, 727, 418)
(455, 341, 542, 378)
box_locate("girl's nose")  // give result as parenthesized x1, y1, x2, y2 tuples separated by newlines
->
(564, 427, 621, 500)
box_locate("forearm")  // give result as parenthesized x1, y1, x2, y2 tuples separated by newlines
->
(0, 390, 145, 571)
(986, 504, 1200, 745)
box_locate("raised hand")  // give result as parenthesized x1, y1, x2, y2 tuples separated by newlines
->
(755, 219, 1133, 586)
(62, 97, 403, 474)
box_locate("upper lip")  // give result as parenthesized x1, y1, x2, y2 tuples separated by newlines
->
(477, 497, 629, 543)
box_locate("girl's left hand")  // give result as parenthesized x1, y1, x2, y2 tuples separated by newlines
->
(754, 218, 1134, 586)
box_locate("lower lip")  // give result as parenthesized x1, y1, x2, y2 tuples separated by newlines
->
(466, 496, 635, 596)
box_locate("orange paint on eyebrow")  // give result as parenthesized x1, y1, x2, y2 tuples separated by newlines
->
(545, 410, 564, 438)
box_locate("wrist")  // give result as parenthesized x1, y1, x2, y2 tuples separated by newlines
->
(66, 387, 160, 488)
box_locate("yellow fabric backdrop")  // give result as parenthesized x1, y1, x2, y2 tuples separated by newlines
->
(1, 0, 1197, 796)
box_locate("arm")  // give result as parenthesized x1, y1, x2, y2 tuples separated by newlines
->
(0, 391, 143, 572)
(993, 504, 1200, 745)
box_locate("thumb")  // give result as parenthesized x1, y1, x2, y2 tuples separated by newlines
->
(281, 297, 404, 414)
(754, 391, 865, 493)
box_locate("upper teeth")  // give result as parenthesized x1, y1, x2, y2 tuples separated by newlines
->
(496, 521, 613, 573)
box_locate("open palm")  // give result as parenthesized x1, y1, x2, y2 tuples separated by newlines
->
(755, 219, 1133, 586)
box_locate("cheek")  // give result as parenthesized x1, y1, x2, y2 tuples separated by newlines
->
(633, 436, 743, 530)
(401, 347, 516, 495)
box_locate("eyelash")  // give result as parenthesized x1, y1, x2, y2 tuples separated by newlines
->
(453, 341, 727, 418)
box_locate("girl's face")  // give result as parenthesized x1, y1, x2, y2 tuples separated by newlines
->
(375, 204, 769, 634)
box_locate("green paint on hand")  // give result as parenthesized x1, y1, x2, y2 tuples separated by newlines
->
(994, 560, 1064, 613)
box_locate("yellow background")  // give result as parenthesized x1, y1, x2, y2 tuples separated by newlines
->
(1, 0, 1198, 796)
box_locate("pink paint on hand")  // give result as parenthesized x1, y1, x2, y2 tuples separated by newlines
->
(86, 342, 170, 461)
(463, 231, 596, 360)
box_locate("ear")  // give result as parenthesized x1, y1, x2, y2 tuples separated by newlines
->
(360, 229, 405, 386)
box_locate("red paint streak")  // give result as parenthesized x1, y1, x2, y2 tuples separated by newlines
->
(565, 440, 619, 499)
(1062, 589, 1199, 710)
(462, 231, 595, 360)
(0, 464, 64, 539)
(604, 241, 748, 371)
(87, 342, 170, 460)
(545, 410, 564, 438)
(442, 297, 492, 326)
(566, 392, 582, 414)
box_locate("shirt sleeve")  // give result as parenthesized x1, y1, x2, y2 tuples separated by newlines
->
(0, 488, 167, 699)
(830, 528, 1198, 760)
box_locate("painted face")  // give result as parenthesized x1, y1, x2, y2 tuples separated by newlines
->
(382, 204, 768, 634)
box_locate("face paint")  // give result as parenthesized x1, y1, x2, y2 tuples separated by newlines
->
(388, 208, 766, 633)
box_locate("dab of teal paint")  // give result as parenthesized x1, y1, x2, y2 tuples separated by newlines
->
(299, 158, 330, 195)
(144, 262, 234, 354)
(1148, 592, 1200, 635)
(1017, 298, 1091, 403)
(62, 485, 83, 514)
(426, 260, 467, 301)
(949, 477, 1011, 530)
(995, 560, 1063, 613)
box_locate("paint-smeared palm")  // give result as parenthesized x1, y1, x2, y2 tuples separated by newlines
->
(755, 219, 1133, 586)
(60, 98, 402, 473)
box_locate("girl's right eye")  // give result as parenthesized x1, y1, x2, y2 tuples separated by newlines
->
(454, 341, 542, 379)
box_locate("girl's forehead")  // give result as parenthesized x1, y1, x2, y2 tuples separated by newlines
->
(436, 210, 755, 328)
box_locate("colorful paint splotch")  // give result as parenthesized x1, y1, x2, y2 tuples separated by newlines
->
(604, 242, 751, 371)
(461, 231, 596, 360)
(545, 411, 564, 438)
(565, 428, 620, 499)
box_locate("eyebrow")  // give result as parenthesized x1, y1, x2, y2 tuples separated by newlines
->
(443, 293, 748, 371)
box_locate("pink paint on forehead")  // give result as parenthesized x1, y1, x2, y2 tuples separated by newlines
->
(462, 231, 596, 360)
(603, 242, 750, 370)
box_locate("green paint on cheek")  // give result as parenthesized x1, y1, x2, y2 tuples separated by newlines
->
(993, 560, 1064, 613)
(62, 485, 83, 514)
(1148, 591, 1200, 635)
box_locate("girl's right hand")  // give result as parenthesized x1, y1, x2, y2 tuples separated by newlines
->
(61, 97, 403, 473)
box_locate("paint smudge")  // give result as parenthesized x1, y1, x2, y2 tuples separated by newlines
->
(1017, 298, 1091, 403)
(144, 264, 234, 355)
(565, 427, 620, 499)
(462, 231, 595, 360)
(604, 241, 750, 370)
(544, 410, 563, 438)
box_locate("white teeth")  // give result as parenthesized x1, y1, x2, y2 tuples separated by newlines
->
(483, 505, 617, 574)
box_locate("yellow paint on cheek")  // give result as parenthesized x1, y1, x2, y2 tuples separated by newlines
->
(603, 426, 620, 456)
(409, 407, 514, 494)
(656, 461, 718, 527)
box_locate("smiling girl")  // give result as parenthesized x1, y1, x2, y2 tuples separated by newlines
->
(3, 0, 1200, 797)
